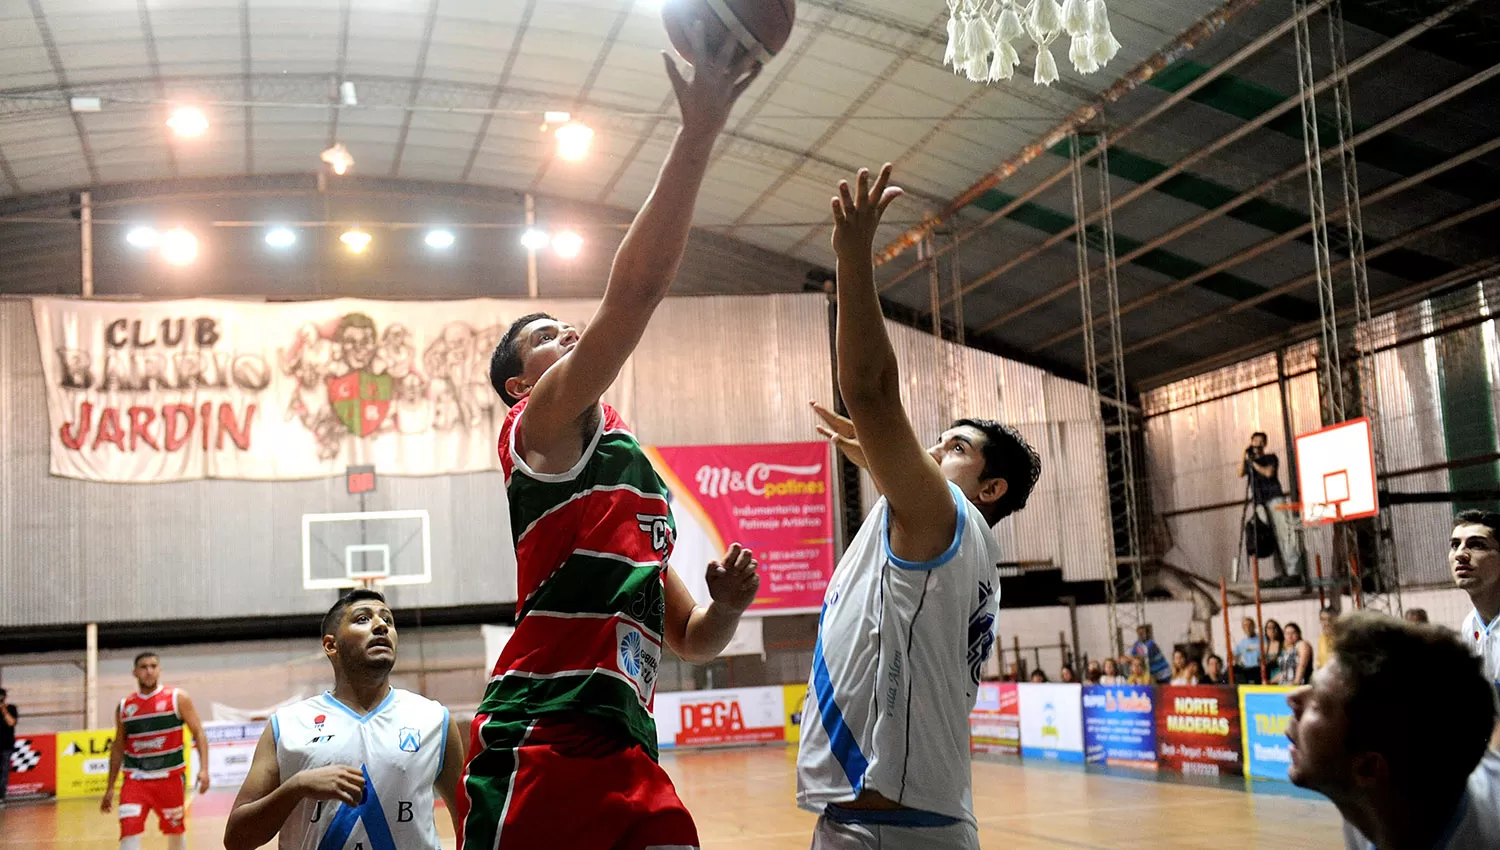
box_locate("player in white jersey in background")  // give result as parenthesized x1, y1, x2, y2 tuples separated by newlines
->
(796, 163, 1041, 850)
(1448, 509, 1500, 751)
(224, 589, 464, 850)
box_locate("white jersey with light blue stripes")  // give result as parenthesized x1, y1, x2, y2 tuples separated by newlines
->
(272, 688, 449, 850)
(796, 482, 1001, 825)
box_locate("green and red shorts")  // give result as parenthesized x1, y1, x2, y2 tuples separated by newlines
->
(457, 712, 698, 850)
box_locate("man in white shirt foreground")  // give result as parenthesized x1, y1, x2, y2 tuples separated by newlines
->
(1286, 611, 1499, 849)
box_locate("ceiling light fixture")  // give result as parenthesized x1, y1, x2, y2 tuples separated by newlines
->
(166, 106, 209, 138)
(160, 227, 198, 266)
(555, 122, 595, 162)
(340, 228, 372, 254)
(520, 228, 550, 251)
(340, 81, 358, 106)
(265, 228, 297, 248)
(424, 229, 455, 249)
(551, 230, 583, 259)
(321, 143, 355, 175)
(126, 227, 160, 249)
(944, 0, 1120, 86)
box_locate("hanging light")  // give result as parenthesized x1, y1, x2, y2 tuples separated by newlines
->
(555, 122, 595, 162)
(321, 143, 355, 175)
(160, 227, 198, 265)
(520, 228, 550, 251)
(551, 230, 583, 259)
(340, 228, 372, 254)
(166, 106, 209, 138)
(265, 228, 297, 248)
(945, 0, 1120, 85)
(424, 229, 455, 249)
(126, 227, 160, 249)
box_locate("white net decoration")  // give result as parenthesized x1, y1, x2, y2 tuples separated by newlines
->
(945, 0, 1121, 86)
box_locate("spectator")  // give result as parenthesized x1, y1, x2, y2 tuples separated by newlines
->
(1099, 658, 1125, 685)
(1003, 662, 1020, 683)
(1203, 654, 1229, 685)
(1059, 664, 1078, 684)
(0, 688, 15, 809)
(1125, 657, 1153, 686)
(1234, 617, 1264, 684)
(1286, 612, 1499, 848)
(1239, 430, 1304, 586)
(1278, 621, 1314, 685)
(1317, 607, 1337, 670)
(1405, 608, 1429, 625)
(1029, 669, 1049, 683)
(1130, 624, 1171, 683)
(1085, 661, 1102, 684)
(1168, 648, 1191, 684)
(1264, 619, 1285, 684)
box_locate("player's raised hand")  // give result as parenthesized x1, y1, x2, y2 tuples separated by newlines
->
(706, 543, 759, 613)
(810, 400, 868, 470)
(663, 20, 762, 137)
(832, 163, 903, 260)
(293, 765, 366, 806)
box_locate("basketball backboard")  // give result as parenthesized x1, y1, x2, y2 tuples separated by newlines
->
(302, 509, 432, 590)
(1295, 418, 1378, 525)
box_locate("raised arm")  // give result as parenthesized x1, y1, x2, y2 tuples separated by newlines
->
(830, 165, 958, 562)
(662, 544, 759, 663)
(519, 28, 760, 447)
(177, 690, 211, 794)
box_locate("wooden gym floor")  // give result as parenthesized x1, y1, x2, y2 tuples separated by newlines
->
(0, 746, 1342, 849)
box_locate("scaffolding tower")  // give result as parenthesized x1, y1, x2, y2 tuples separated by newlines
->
(1070, 130, 1148, 655)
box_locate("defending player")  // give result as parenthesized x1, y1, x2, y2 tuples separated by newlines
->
(99, 652, 210, 850)
(224, 589, 464, 850)
(460, 24, 762, 850)
(1451, 510, 1500, 684)
(797, 164, 1041, 850)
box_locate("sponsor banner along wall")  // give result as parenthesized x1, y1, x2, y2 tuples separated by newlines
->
(6, 733, 56, 798)
(203, 720, 267, 787)
(648, 442, 835, 613)
(1155, 685, 1244, 777)
(1082, 685, 1157, 768)
(31, 297, 598, 482)
(654, 686, 787, 749)
(1240, 686, 1296, 782)
(55, 728, 115, 798)
(1017, 683, 1084, 763)
(969, 682, 1020, 756)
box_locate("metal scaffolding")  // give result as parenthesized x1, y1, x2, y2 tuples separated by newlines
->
(1295, 0, 1403, 612)
(1070, 130, 1147, 654)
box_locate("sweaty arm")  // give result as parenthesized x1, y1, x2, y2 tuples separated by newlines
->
(831, 166, 955, 562)
(434, 713, 466, 835)
(225, 724, 365, 850)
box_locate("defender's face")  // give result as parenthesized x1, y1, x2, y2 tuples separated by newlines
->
(134, 656, 160, 691)
(928, 425, 1008, 518)
(1450, 523, 1500, 597)
(332, 601, 398, 673)
(1285, 661, 1357, 793)
(510, 318, 581, 401)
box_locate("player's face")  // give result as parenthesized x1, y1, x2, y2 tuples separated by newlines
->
(514, 318, 581, 398)
(134, 656, 160, 691)
(1450, 523, 1500, 596)
(336, 602, 398, 673)
(928, 425, 1005, 514)
(1285, 660, 1356, 792)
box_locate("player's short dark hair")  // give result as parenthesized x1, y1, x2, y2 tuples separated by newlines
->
(952, 418, 1041, 524)
(322, 589, 388, 638)
(490, 312, 557, 408)
(1332, 611, 1494, 795)
(1453, 509, 1500, 541)
(132, 652, 158, 667)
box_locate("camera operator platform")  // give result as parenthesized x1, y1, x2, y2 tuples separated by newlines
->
(1239, 431, 1306, 589)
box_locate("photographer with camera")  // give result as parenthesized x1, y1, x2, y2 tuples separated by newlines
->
(1240, 431, 1304, 587)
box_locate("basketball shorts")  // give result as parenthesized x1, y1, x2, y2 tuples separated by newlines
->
(458, 713, 698, 850)
(119, 773, 187, 837)
(810, 804, 979, 850)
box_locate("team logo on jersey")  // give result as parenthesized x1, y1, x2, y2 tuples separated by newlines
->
(134, 735, 168, 751)
(398, 727, 421, 753)
(308, 734, 337, 745)
(313, 714, 326, 731)
(123, 704, 139, 717)
(967, 581, 997, 685)
(615, 622, 660, 705)
(636, 512, 673, 556)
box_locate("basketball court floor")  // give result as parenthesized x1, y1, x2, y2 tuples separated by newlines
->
(0, 746, 1343, 849)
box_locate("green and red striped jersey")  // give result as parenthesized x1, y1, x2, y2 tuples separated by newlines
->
(120, 686, 187, 779)
(478, 400, 674, 757)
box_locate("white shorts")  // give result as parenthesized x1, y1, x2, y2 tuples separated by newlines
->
(810, 806, 979, 850)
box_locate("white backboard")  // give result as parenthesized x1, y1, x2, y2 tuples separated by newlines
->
(302, 509, 432, 589)
(1295, 418, 1378, 525)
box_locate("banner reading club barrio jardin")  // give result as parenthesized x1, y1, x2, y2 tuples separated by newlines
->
(32, 297, 599, 482)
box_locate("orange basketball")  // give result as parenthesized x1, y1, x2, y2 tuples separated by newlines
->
(662, 0, 796, 66)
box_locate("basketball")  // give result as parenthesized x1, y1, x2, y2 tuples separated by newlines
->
(662, 0, 796, 66)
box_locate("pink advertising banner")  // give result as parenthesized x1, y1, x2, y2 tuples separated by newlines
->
(647, 442, 836, 614)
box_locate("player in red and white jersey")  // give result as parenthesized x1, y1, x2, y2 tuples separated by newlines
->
(100, 652, 210, 850)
